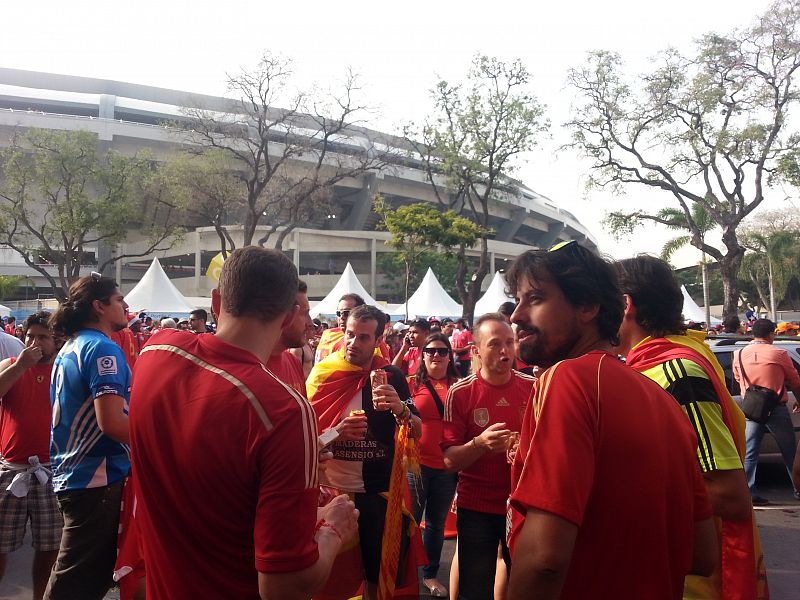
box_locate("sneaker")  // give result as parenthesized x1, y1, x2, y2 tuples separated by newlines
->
(751, 496, 770, 506)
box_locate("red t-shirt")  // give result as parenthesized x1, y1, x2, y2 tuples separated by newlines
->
(401, 347, 422, 377)
(267, 350, 307, 399)
(130, 330, 320, 599)
(413, 377, 453, 469)
(110, 328, 138, 370)
(509, 351, 712, 600)
(441, 369, 534, 515)
(452, 329, 473, 361)
(0, 360, 53, 463)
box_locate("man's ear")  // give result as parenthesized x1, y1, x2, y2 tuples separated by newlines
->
(577, 303, 600, 326)
(622, 294, 636, 321)
(211, 289, 221, 320)
(280, 304, 300, 330)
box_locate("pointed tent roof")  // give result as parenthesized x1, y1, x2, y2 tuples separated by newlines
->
(474, 271, 514, 318)
(681, 285, 721, 324)
(311, 263, 377, 317)
(395, 268, 462, 319)
(124, 258, 197, 314)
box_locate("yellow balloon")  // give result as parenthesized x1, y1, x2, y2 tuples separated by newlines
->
(206, 252, 226, 283)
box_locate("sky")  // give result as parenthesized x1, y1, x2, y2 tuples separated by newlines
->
(2, 0, 786, 265)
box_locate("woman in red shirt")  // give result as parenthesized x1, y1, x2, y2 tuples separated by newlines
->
(408, 332, 460, 597)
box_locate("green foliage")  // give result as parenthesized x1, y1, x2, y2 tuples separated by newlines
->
(0, 128, 181, 300)
(378, 252, 468, 302)
(408, 54, 547, 319)
(567, 0, 800, 318)
(0, 276, 23, 301)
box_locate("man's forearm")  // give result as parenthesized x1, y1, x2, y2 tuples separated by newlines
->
(0, 361, 26, 398)
(259, 526, 342, 599)
(703, 468, 751, 521)
(443, 439, 486, 473)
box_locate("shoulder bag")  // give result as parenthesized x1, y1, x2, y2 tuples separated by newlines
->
(736, 348, 783, 424)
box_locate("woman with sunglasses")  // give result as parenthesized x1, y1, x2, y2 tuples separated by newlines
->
(408, 332, 461, 598)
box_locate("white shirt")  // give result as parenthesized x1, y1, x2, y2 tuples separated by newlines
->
(0, 331, 24, 360)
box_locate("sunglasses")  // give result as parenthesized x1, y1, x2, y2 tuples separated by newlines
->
(335, 310, 351, 318)
(422, 347, 449, 357)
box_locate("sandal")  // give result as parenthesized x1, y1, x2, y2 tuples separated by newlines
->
(423, 578, 448, 598)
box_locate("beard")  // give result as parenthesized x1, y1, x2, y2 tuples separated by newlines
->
(518, 323, 582, 369)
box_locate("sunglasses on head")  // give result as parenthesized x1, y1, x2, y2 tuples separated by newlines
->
(336, 310, 350, 318)
(423, 347, 449, 357)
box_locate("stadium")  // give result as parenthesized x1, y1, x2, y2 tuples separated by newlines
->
(0, 67, 597, 302)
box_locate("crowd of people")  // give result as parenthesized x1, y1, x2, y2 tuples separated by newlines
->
(0, 244, 798, 599)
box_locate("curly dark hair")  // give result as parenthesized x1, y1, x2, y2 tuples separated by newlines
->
(505, 243, 624, 346)
(413, 332, 460, 392)
(23, 311, 52, 335)
(615, 255, 685, 338)
(49, 275, 119, 337)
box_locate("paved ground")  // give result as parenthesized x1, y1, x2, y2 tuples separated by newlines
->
(1, 464, 798, 599)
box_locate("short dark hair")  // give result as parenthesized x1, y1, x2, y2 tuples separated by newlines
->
(722, 315, 740, 333)
(298, 279, 308, 294)
(615, 256, 685, 338)
(23, 311, 52, 335)
(7, 316, 15, 324)
(218, 247, 298, 322)
(473, 312, 511, 344)
(347, 305, 387, 338)
(506, 244, 624, 346)
(497, 302, 516, 318)
(752, 318, 775, 338)
(339, 293, 365, 307)
(50, 274, 119, 337)
(190, 309, 208, 322)
(409, 318, 431, 332)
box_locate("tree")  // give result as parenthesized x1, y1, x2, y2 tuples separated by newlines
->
(178, 52, 391, 251)
(377, 251, 465, 303)
(374, 198, 486, 318)
(0, 128, 182, 301)
(567, 0, 800, 319)
(0, 275, 23, 301)
(657, 203, 717, 324)
(408, 55, 548, 321)
(739, 209, 800, 319)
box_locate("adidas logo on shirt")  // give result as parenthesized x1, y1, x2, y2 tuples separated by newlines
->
(496, 398, 509, 407)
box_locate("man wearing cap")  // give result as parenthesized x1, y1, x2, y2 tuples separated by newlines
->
(733, 318, 800, 504)
(392, 318, 431, 377)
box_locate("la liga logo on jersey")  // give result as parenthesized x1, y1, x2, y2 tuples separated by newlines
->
(97, 355, 118, 376)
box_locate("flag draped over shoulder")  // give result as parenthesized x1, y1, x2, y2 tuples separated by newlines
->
(308, 350, 422, 600)
(626, 330, 768, 600)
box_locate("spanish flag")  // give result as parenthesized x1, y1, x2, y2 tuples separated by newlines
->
(627, 329, 768, 600)
(308, 351, 423, 600)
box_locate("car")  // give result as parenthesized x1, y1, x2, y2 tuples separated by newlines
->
(708, 337, 800, 463)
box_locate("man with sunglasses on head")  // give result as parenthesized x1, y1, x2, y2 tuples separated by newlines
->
(505, 242, 717, 600)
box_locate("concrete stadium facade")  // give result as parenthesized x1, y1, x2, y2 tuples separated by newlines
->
(0, 68, 597, 302)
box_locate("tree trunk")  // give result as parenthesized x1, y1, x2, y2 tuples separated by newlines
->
(701, 258, 710, 326)
(718, 252, 744, 320)
(404, 262, 411, 321)
(462, 237, 490, 324)
(768, 257, 777, 322)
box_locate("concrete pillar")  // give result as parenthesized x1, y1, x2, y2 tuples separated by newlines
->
(293, 230, 301, 268)
(194, 231, 202, 294)
(370, 238, 377, 298)
(538, 222, 565, 248)
(98, 95, 116, 119)
(342, 173, 378, 230)
(115, 245, 123, 283)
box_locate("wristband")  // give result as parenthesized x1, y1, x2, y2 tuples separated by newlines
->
(315, 519, 343, 542)
(471, 437, 484, 452)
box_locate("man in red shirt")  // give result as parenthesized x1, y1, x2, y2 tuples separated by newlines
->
(0, 311, 61, 600)
(441, 313, 535, 600)
(451, 319, 474, 377)
(391, 318, 431, 376)
(505, 242, 717, 600)
(267, 279, 312, 396)
(129, 247, 358, 600)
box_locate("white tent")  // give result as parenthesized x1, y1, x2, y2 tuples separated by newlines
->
(124, 258, 197, 314)
(474, 271, 514, 317)
(311, 263, 377, 317)
(394, 268, 462, 319)
(681, 285, 721, 325)
(0, 304, 10, 318)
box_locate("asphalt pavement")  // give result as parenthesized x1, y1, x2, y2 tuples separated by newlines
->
(1, 464, 797, 599)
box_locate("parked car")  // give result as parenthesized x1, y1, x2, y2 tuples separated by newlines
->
(709, 337, 800, 463)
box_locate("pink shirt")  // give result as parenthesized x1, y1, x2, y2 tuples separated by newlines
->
(732, 342, 800, 403)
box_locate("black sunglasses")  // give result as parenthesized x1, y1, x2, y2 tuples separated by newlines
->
(336, 310, 351, 318)
(423, 347, 449, 357)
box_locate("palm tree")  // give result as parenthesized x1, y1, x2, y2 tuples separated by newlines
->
(740, 230, 800, 321)
(659, 203, 717, 325)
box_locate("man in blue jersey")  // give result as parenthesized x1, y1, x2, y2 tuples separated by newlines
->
(44, 272, 132, 600)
